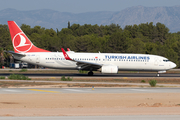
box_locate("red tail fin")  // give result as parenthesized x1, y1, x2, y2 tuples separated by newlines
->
(7, 21, 50, 53)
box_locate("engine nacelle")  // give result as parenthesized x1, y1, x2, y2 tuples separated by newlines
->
(101, 65, 118, 74)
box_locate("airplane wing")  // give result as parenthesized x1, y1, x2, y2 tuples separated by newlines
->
(61, 48, 102, 70)
(5, 51, 26, 57)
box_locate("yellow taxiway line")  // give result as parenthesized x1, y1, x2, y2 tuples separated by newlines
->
(27, 89, 59, 93)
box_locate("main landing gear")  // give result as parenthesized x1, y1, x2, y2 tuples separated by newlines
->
(88, 71, 94, 76)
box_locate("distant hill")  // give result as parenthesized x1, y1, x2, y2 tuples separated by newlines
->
(1, 6, 180, 32)
(102, 6, 180, 32)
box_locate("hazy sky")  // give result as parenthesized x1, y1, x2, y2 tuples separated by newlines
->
(1, 0, 180, 13)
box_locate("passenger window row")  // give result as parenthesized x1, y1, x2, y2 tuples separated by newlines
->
(45, 58, 149, 62)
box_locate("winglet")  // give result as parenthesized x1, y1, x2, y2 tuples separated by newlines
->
(61, 48, 72, 60)
(67, 48, 71, 51)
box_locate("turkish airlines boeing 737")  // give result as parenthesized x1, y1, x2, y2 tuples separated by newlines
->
(7, 21, 176, 76)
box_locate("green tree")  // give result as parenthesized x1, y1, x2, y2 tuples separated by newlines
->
(127, 38, 145, 53)
(107, 30, 130, 53)
(0, 47, 4, 67)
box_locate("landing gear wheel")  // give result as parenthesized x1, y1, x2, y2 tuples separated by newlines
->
(88, 71, 94, 76)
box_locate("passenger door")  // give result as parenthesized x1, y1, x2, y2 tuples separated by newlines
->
(154, 57, 158, 66)
(36, 55, 40, 63)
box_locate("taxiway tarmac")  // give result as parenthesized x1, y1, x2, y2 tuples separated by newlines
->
(0, 73, 180, 78)
(0, 88, 180, 94)
(1, 115, 180, 120)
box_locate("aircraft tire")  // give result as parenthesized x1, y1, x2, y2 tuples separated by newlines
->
(157, 74, 160, 77)
(88, 71, 94, 76)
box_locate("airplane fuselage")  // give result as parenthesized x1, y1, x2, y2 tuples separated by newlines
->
(7, 21, 176, 75)
(13, 52, 175, 72)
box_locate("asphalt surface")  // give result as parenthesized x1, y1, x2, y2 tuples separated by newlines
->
(0, 88, 180, 94)
(0, 73, 180, 78)
(1, 115, 180, 120)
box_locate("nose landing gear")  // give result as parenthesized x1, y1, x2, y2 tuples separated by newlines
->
(157, 71, 166, 77)
(157, 74, 160, 77)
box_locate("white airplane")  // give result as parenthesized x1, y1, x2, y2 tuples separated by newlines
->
(7, 21, 176, 76)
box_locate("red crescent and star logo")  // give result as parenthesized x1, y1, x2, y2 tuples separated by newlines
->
(13, 32, 32, 52)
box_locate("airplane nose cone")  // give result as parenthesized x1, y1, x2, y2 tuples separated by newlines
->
(171, 62, 176, 68)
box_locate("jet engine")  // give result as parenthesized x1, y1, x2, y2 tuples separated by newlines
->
(101, 65, 118, 74)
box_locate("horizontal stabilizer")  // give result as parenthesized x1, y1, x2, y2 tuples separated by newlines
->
(5, 51, 26, 57)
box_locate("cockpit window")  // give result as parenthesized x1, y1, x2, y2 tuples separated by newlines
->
(163, 59, 170, 62)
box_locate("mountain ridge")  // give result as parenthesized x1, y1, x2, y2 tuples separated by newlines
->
(1, 6, 180, 32)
